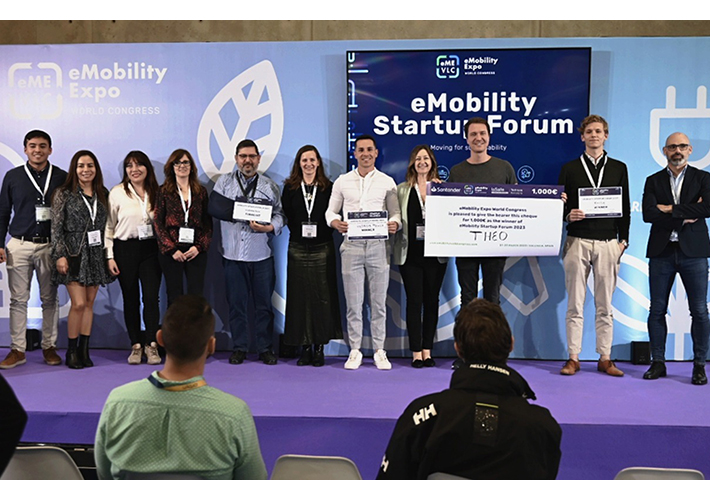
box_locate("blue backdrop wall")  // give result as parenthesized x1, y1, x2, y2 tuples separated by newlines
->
(1, 36, 709, 361)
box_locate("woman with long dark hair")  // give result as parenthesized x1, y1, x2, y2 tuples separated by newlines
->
(393, 145, 447, 368)
(153, 149, 212, 306)
(51, 150, 113, 369)
(281, 145, 343, 366)
(106, 151, 162, 365)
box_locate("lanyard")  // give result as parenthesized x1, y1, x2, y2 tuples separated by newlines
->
(580, 154, 608, 189)
(24, 163, 52, 204)
(81, 193, 98, 227)
(669, 167, 686, 205)
(147, 374, 207, 392)
(237, 173, 259, 199)
(177, 185, 192, 226)
(128, 183, 150, 223)
(358, 170, 375, 210)
(301, 182, 317, 221)
(414, 182, 426, 219)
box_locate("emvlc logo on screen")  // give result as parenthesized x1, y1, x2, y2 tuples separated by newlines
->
(8, 62, 63, 119)
(197, 60, 284, 180)
(436, 55, 459, 79)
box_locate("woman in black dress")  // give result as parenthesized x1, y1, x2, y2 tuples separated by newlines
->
(281, 145, 343, 366)
(51, 150, 113, 369)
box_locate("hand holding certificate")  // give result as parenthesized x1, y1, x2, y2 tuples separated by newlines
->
(425, 183, 564, 257)
(346, 210, 389, 240)
(232, 198, 273, 225)
(578, 187, 623, 218)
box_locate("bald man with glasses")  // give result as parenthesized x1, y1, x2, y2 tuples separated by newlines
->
(642, 132, 710, 385)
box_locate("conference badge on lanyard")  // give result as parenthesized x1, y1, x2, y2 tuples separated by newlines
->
(301, 182, 317, 238)
(25, 163, 53, 222)
(81, 194, 102, 247)
(128, 184, 154, 240)
(178, 186, 195, 244)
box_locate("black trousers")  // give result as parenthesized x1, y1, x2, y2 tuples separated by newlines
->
(157, 250, 208, 308)
(113, 239, 162, 345)
(399, 259, 447, 352)
(455, 256, 507, 306)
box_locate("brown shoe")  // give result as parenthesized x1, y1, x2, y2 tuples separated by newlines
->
(43, 347, 62, 366)
(0, 349, 27, 370)
(598, 359, 624, 377)
(560, 359, 580, 375)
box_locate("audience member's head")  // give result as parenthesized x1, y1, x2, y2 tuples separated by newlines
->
(453, 298, 513, 364)
(158, 295, 215, 363)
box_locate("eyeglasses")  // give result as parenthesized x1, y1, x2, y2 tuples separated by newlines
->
(237, 154, 259, 161)
(665, 144, 690, 152)
(173, 160, 191, 167)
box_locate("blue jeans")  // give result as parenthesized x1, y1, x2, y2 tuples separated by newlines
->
(647, 245, 709, 365)
(223, 257, 275, 354)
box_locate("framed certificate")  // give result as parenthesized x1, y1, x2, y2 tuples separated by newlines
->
(578, 187, 623, 218)
(232, 198, 273, 225)
(346, 210, 389, 240)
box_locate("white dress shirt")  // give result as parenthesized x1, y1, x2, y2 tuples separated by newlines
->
(325, 168, 401, 230)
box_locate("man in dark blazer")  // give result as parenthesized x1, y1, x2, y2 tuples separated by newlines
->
(642, 132, 710, 385)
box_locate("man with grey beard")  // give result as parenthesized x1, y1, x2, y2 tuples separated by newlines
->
(642, 132, 710, 385)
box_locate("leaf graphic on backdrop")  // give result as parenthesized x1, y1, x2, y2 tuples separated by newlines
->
(197, 60, 284, 180)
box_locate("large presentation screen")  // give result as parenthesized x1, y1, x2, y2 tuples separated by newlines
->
(347, 48, 591, 185)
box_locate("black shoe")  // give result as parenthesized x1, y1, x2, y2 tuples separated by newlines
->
(78, 334, 93, 368)
(411, 359, 424, 369)
(297, 345, 313, 366)
(312, 345, 325, 367)
(643, 361, 667, 380)
(258, 350, 278, 365)
(452, 358, 464, 370)
(423, 358, 436, 367)
(692, 364, 707, 385)
(66, 346, 83, 370)
(229, 350, 246, 365)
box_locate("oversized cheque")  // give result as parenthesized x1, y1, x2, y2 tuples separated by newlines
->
(425, 183, 563, 257)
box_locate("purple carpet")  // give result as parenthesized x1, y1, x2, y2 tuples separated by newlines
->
(4, 350, 710, 479)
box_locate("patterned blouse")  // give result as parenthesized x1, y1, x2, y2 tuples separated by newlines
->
(51, 186, 113, 286)
(153, 184, 213, 256)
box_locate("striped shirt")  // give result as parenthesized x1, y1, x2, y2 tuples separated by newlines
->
(212, 170, 285, 262)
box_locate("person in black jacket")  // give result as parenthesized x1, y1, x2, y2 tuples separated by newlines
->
(377, 299, 561, 480)
(0, 373, 27, 475)
(642, 132, 710, 385)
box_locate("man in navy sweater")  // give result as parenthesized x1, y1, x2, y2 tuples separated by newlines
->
(0, 130, 67, 370)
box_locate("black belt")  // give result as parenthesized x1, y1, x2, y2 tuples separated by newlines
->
(18, 236, 50, 244)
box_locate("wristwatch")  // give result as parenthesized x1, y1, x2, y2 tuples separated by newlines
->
(620, 240, 629, 248)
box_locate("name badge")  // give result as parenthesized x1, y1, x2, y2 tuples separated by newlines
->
(416, 224, 425, 241)
(87, 230, 102, 247)
(302, 222, 317, 239)
(138, 224, 154, 240)
(179, 227, 195, 244)
(36, 205, 51, 222)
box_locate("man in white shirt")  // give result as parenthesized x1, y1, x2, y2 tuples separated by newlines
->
(326, 135, 401, 370)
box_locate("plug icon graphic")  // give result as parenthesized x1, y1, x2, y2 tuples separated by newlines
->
(649, 85, 710, 169)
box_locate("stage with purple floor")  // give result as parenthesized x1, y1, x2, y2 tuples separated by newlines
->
(4, 349, 710, 480)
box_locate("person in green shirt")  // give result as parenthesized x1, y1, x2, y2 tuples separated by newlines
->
(94, 295, 267, 480)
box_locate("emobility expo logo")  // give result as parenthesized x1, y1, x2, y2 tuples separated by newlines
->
(436, 55, 459, 79)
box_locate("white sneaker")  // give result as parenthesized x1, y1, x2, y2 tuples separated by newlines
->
(127, 344, 142, 365)
(374, 349, 392, 370)
(145, 342, 162, 365)
(344, 349, 363, 370)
